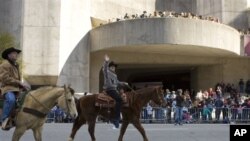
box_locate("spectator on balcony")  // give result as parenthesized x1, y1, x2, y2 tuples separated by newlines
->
(168, 11, 174, 17)
(116, 18, 121, 22)
(153, 11, 160, 17)
(124, 13, 130, 19)
(140, 11, 147, 18)
(187, 12, 193, 18)
(180, 12, 185, 18)
(198, 15, 202, 20)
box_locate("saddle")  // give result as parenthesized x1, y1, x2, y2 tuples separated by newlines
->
(95, 92, 129, 108)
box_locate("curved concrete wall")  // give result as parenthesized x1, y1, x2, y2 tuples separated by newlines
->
(57, 0, 91, 92)
(90, 17, 240, 55)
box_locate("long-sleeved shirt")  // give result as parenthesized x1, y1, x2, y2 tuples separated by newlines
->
(102, 61, 125, 91)
(0, 60, 21, 95)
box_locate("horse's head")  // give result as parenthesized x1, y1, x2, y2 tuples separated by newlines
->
(57, 85, 78, 118)
(152, 86, 167, 107)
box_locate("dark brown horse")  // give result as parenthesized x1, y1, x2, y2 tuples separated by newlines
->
(68, 86, 166, 141)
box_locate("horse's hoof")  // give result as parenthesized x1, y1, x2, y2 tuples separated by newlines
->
(68, 137, 73, 141)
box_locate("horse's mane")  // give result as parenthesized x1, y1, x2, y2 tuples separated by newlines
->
(125, 86, 161, 106)
(31, 86, 59, 95)
(133, 86, 156, 94)
(129, 86, 161, 97)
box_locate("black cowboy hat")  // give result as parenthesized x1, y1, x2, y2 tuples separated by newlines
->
(2, 47, 21, 59)
(108, 61, 118, 67)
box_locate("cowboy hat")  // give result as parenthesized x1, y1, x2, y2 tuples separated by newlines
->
(108, 61, 118, 67)
(1, 47, 21, 59)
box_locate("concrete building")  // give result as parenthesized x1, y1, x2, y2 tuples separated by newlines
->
(0, 0, 250, 93)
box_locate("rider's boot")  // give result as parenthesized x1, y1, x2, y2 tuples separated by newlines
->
(1, 117, 10, 130)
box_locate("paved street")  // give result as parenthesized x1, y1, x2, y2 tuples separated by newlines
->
(1, 123, 229, 141)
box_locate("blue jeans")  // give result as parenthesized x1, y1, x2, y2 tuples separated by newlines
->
(175, 106, 183, 124)
(1, 92, 16, 122)
(106, 90, 122, 128)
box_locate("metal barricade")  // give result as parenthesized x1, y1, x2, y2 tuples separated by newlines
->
(140, 106, 250, 124)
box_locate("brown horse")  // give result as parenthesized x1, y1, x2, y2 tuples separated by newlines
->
(9, 85, 78, 141)
(68, 86, 166, 141)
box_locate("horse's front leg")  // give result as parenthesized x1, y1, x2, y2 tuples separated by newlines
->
(88, 118, 97, 141)
(132, 120, 149, 141)
(118, 120, 129, 141)
(69, 116, 86, 141)
(12, 126, 27, 141)
(32, 126, 43, 141)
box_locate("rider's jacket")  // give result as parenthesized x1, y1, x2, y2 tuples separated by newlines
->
(0, 60, 21, 95)
(102, 60, 125, 91)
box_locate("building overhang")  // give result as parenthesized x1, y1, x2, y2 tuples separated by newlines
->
(90, 17, 241, 57)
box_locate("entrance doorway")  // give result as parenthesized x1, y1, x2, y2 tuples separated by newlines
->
(99, 66, 192, 92)
(127, 71, 190, 91)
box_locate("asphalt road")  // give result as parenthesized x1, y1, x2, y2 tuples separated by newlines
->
(0, 123, 229, 141)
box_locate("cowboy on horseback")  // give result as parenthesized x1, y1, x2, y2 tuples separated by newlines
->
(0, 47, 29, 130)
(103, 54, 128, 129)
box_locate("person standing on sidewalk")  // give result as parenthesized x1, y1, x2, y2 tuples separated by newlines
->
(175, 89, 184, 125)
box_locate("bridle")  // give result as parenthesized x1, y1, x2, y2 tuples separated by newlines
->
(63, 89, 72, 114)
(28, 89, 72, 115)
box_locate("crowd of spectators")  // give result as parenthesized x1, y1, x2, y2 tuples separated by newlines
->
(238, 28, 250, 35)
(141, 79, 250, 124)
(46, 106, 74, 123)
(98, 11, 220, 26)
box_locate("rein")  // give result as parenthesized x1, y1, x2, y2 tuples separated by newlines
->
(29, 93, 51, 112)
(63, 90, 71, 114)
(127, 85, 137, 93)
(22, 93, 51, 118)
